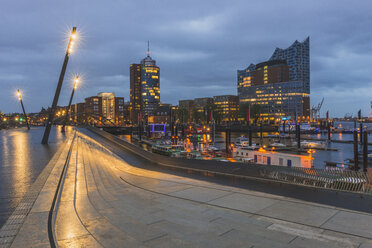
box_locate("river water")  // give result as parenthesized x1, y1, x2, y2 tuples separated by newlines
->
(215, 121, 372, 169)
(0, 126, 71, 228)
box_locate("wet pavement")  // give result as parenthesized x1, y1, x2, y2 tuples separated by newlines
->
(0, 126, 72, 228)
(9, 128, 372, 247)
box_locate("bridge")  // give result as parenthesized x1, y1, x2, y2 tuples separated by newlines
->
(1, 127, 372, 247)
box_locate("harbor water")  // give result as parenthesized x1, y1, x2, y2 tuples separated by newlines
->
(0, 126, 71, 228)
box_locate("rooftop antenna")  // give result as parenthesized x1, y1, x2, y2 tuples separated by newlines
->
(147, 40, 150, 56)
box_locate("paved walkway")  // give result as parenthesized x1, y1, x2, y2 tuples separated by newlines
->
(9, 131, 372, 247)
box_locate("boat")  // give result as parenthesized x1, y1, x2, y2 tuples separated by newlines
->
(234, 136, 257, 147)
(292, 140, 326, 149)
(233, 147, 312, 168)
(151, 144, 184, 157)
(269, 142, 286, 148)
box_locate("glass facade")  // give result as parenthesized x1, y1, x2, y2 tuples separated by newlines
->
(239, 81, 310, 120)
(270, 37, 310, 94)
(238, 37, 310, 120)
(98, 92, 115, 120)
(140, 55, 160, 117)
(213, 95, 239, 123)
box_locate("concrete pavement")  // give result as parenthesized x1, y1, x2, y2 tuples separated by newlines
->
(7, 131, 372, 247)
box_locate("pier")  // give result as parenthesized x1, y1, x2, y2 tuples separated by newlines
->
(1, 128, 372, 247)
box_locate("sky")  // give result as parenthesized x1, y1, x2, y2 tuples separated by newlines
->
(0, 0, 372, 118)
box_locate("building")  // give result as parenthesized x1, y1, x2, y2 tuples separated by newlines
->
(140, 45, 160, 118)
(72, 102, 85, 124)
(194, 97, 213, 113)
(123, 101, 131, 124)
(85, 96, 102, 124)
(213, 95, 239, 123)
(179, 100, 194, 122)
(238, 38, 310, 122)
(115, 97, 125, 125)
(130, 64, 142, 123)
(148, 105, 171, 124)
(270, 37, 310, 94)
(98, 92, 115, 120)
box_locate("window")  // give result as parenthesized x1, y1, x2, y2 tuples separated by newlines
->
(287, 160, 292, 167)
(279, 158, 283, 166)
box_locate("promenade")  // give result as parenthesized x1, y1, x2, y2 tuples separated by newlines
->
(2, 129, 372, 247)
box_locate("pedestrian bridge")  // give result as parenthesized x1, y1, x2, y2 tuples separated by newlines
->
(2, 128, 372, 248)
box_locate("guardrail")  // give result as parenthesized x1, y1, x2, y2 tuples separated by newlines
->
(86, 126, 372, 195)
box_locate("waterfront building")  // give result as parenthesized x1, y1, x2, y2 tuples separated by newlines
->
(98, 92, 115, 120)
(213, 95, 239, 123)
(115, 97, 125, 125)
(85, 96, 102, 123)
(72, 102, 85, 124)
(140, 45, 160, 118)
(194, 97, 213, 113)
(123, 101, 131, 124)
(238, 38, 310, 122)
(179, 100, 194, 122)
(130, 64, 142, 123)
(270, 37, 310, 94)
(130, 43, 160, 122)
(149, 105, 171, 124)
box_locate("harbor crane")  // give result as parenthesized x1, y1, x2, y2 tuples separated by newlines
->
(310, 97, 324, 121)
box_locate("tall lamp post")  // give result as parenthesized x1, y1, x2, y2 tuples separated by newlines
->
(42, 27, 77, 144)
(17, 89, 30, 130)
(62, 76, 79, 133)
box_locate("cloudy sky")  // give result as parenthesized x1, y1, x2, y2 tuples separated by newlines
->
(1, 0, 371, 117)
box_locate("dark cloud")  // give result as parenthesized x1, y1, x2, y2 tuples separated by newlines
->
(0, 0, 371, 117)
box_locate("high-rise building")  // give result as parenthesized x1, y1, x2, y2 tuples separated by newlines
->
(130, 64, 142, 123)
(129, 42, 160, 122)
(141, 44, 160, 118)
(270, 37, 310, 94)
(213, 95, 239, 123)
(238, 38, 310, 121)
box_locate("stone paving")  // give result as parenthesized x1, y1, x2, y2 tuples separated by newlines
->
(8, 131, 372, 247)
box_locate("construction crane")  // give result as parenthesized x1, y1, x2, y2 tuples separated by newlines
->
(310, 97, 324, 121)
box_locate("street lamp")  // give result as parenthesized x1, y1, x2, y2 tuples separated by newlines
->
(42, 27, 77, 144)
(62, 76, 79, 132)
(17, 89, 30, 130)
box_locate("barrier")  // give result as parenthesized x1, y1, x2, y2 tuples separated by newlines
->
(86, 126, 372, 195)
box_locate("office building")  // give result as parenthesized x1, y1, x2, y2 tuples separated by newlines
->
(85, 96, 102, 123)
(98, 92, 115, 120)
(130, 43, 160, 122)
(141, 46, 160, 118)
(213, 95, 239, 123)
(115, 97, 125, 125)
(179, 100, 194, 122)
(130, 64, 142, 123)
(238, 38, 310, 121)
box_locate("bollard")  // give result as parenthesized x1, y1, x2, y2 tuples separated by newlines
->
(353, 130, 359, 171)
(363, 132, 368, 172)
(248, 125, 252, 146)
(297, 124, 301, 149)
(327, 122, 331, 141)
(360, 123, 363, 144)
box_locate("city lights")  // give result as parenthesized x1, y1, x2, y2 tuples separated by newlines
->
(73, 76, 79, 89)
(17, 89, 22, 100)
(67, 27, 77, 55)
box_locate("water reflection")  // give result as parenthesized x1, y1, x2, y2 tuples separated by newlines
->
(0, 126, 68, 228)
(13, 131, 30, 197)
